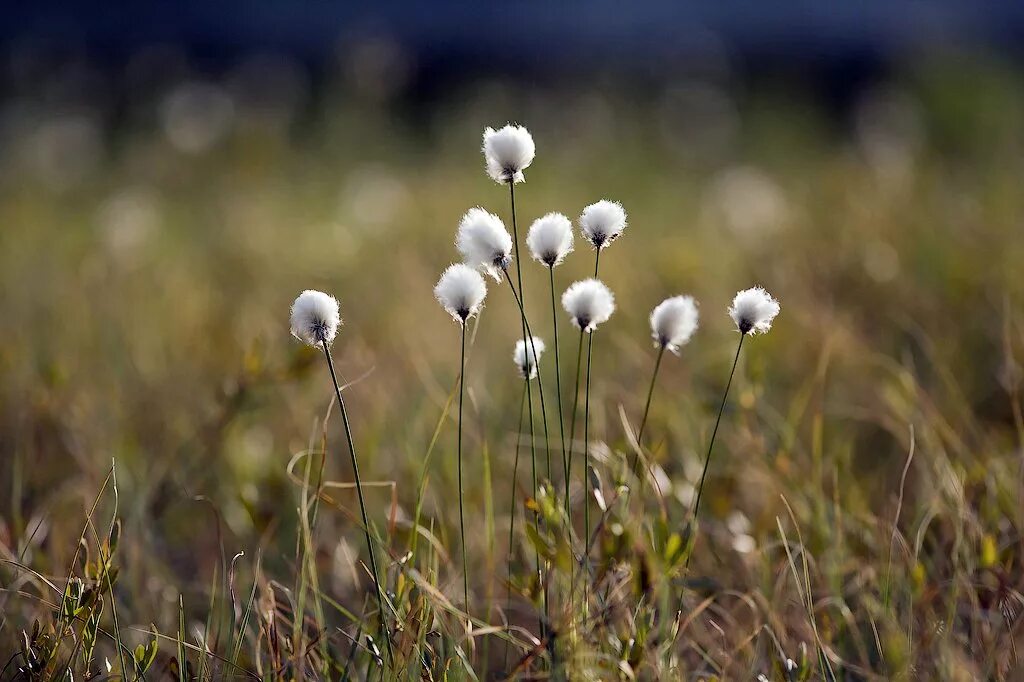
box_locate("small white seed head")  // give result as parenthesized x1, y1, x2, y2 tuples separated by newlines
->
(579, 200, 627, 249)
(561, 278, 615, 333)
(526, 212, 574, 267)
(513, 336, 546, 380)
(456, 207, 514, 281)
(650, 295, 699, 354)
(482, 124, 535, 184)
(290, 290, 341, 347)
(728, 286, 780, 335)
(434, 263, 488, 325)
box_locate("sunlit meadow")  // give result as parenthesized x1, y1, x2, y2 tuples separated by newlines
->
(2, 51, 1024, 679)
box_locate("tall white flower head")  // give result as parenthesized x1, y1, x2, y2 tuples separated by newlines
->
(650, 295, 699, 354)
(562, 279, 615, 333)
(513, 336, 546, 380)
(526, 212, 574, 267)
(482, 124, 535, 184)
(290, 290, 341, 347)
(579, 200, 627, 249)
(456, 207, 513, 281)
(729, 286, 780, 335)
(434, 263, 488, 325)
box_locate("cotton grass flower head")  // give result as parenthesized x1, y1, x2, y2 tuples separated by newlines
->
(434, 263, 487, 324)
(526, 212, 574, 267)
(482, 124, 535, 184)
(290, 290, 341, 347)
(579, 200, 627, 249)
(650, 295, 699, 354)
(562, 278, 615, 333)
(728, 286, 780, 335)
(456, 207, 513, 281)
(513, 336, 546, 380)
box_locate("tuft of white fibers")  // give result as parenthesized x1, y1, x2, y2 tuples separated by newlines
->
(650, 295, 699, 354)
(561, 278, 615, 333)
(728, 286, 780, 335)
(290, 290, 341, 347)
(482, 124, 535, 184)
(579, 200, 627, 249)
(513, 336, 546, 380)
(526, 212, 574, 267)
(456, 207, 514, 281)
(434, 263, 487, 324)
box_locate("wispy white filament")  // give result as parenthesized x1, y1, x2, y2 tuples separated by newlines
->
(290, 290, 341, 347)
(728, 286, 780, 335)
(482, 124, 535, 184)
(434, 263, 488, 324)
(561, 279, 615, 333)
(526, 212, 574, 267)
(650, 295, 699, 354)
(513, 336, 546, 379)
(579, 200, 627, 249)
(456, 207, 514, 281)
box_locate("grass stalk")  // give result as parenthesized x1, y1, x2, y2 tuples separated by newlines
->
(457, 324, 470, 627)
(631, 344, 666, 485)
(685, 333, 745, 569)
(321, 340, 394, 670)
(548, 266, 568, 502)
(505, 383, 527, 670)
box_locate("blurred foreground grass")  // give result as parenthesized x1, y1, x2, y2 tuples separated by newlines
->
(2, 54, 1024, 678)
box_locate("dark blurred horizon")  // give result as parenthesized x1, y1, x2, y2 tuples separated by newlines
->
(5, 1, 1024, 104)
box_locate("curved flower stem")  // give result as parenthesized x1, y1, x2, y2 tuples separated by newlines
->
(502, 268, 550, 635)
(504, 383, 527, 671)
(321, 341, 393, 669)
(457, 324, 471, 629)
(685, 333, 745, 570)
(567, 329, 584, 513)
(631, 344, 666, 486)
(548, 266, 567, 508)
(582, 327, 595, 611)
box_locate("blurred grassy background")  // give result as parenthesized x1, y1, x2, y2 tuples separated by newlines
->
(3, 35, 1024, 675)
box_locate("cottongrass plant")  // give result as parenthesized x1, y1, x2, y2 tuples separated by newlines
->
(527, 212, 574, 504)
(561, 279, 615, 555)
(632, 296, 700, 481)
(433, 264, 488, 623)
(289, 290, 393, 667)
(687, 286, 780, 565)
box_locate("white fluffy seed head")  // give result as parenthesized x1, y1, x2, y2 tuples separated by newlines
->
(434, 263, 488, 325)
(513, 336, 546, 380)
(290, 290, 341, 347)
(650, 295, 699, 354)
(729, 286, 780, 335)
(482, 124, 535, 184)
(456, 207, 513, 281)
(579, 200, 627, 249)
(561, 279, 615, 333)
(526, 212, 574, 267)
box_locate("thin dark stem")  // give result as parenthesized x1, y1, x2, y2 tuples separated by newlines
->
(632, 344, 666, 484)
(504, 383, 527, 671)
(321, 341, 393, 668)
(457, 324, 470, 625)
(583, 331, 594, 563)
(685, 333, 745, 570)
(567, 330, 584, 512)
(594, 247, 601, 277)
(549, 266, 567, 505)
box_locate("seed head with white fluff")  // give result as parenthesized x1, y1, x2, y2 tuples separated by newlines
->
(513, 336, 546, 380)
(290, 290, 341, 347)
(526, 212, 574, 267)
(579, 200, 627, 249)
(562, 279, 615, 333)
(434, 263, 488, 324)
(728, 286, 780, 335)
(650, 295, 699, 354)
(456, 207, 514, 281)
(482, 124, 535, 184)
